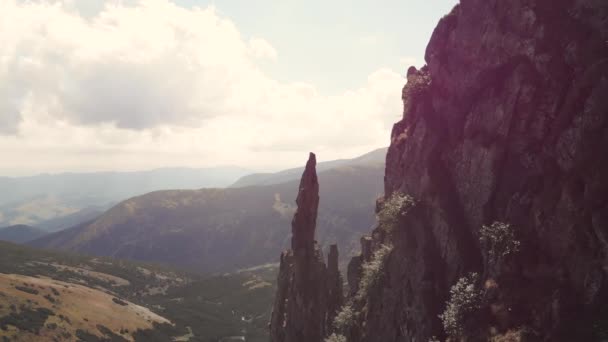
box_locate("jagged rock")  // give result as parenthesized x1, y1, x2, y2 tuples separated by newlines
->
(338, 1, 608, 341)
(270, 153, 344, 342)
(346, 236, 373, 297)
(326, 244, 343, 335)
(291, 153, 319, 253)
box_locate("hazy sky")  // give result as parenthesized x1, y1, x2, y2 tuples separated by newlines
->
(0, 0, 457, 176)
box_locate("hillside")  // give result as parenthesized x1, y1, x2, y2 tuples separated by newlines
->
(230, 147, 386, 188)
(30, 163, 384, 273)
(0, 225, 47, 243)
(36, 206, 104, 232)
(0, 241, 275, 341)
(0, 167, 251, 228)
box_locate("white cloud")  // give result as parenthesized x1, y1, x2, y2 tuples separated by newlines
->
(358, 34, 380, 45)
(0, 0, 404, 174)
(248, 38, 278, 61)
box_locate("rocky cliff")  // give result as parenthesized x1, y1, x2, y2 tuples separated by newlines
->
(270, 153, 344, 342)
(272, 0, 608, 341)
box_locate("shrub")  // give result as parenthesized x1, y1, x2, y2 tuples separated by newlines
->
(479, 222, 520, 266)
(378, 193, 414, 233)
(0, 307, 55, 334)
(112, 297, 128, 306)
(15, 285, 39, 295)
(439, 273, 483, 337)
(76, 329, 104, 342)
(356, 244, 393, 300)
(402, 70, 432, 117)
(333, 304, 356, 331)
(325, 333, 347, 342)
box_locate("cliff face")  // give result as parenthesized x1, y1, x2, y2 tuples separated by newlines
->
(270, 153, 343, 342)
(340, 0, 608, 341)
(271, 0, 608, 340)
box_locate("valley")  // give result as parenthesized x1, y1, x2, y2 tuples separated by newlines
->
(0, 241, 275, 341)
(0, 149, 385, 341)
(28, 150, 386, 273)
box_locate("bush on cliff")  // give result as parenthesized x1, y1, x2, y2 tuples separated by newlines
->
(378, 193, 413, 233)
(325, 333, 347, 342)
(439, 272, 483, 338)
(479, 221, 520, 268)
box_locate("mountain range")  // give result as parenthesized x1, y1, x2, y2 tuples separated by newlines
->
(0, 225, 48, 244)
(230, 147, 387, 187)
(0, 166, 252, 228)
(29, 149, 387, 273)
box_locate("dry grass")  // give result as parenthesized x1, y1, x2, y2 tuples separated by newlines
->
(0, 273, 170, 341)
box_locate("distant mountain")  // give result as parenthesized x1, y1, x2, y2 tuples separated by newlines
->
(31, 162, 385, 274)
(0, 224, 48, 243)
(36, 206, 105, 232)
(0, 166, 252, 228)
(230, 147, 387, 188)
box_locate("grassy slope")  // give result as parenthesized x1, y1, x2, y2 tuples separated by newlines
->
(0, 273, 169, 341)
(0, 241, 275, 341)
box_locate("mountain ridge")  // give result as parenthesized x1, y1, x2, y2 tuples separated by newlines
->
(230, 147, 387, 188)
(29, 157, 385, 273)
(0, 224, 48, 243)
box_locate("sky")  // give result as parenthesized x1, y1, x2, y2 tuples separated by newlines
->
(0, 0, 457, 176)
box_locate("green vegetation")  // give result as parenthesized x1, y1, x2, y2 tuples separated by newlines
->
(333, 303, 356, 331)
(356, 244, 393, 300)
(43, 294, 56, 303)
(112, 298, 128, 306)
(14, 286, 38, 295)
(0, 241, 275, 341)
(439, 273, 483, 338)
(479, 221, 520, 266)
(329, 244, 393, 341)
(142, 270, 275, 342)
(378, 192, 413, 234)
(0, 307, 55, 334)
(325, 333, 347, 342)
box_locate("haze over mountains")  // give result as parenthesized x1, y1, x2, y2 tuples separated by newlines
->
(0, 225, 47, 244)
(29, 149, 387, 273)
(0, 167, 252, 228)
(231, 147, 387, 188)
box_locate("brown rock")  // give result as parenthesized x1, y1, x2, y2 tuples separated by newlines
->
(339, 1, 608, 341)
(326, 244, 343, 334)
(270, 153, 344, 342)
(272, 2, 608, 341)
(291, 152, 319, 253)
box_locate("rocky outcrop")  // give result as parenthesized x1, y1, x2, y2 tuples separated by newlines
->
(335, 0, 608, 341)
(270, 153, 344, 342)
(291, 153, 320, 253)
(326, 244, 343, 335)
